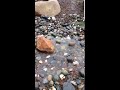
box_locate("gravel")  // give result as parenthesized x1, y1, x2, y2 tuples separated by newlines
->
(35, 0, 85, 89)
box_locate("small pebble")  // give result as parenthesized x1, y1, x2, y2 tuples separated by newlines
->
(46, 55, 50, 59)
(67, 56, 74, 63)
(61, 69, 69, 76)
(47, 75, 53, 81)
(56, 39, 61, 44)
(70, 81, 77, 86)
(52, 17, 56, 21)
(69, 68, 73, 72)
(43, 68, 47, 71)
(68, 42, 75, 46)
(49, 80, 54, 87)
(56, 85, 61, 90)
(55, 81, 59, 85)
(51, 86, 56, 90)
(45, 60, 47, 63)
(36, 56, 41, 61)
(57, 70, 62, 75)
(35, 74, 37, 77)
(59, 74, 65, 80)
(35, 82, 39, 88)
(43, 78, 48, 84)
(66, 36, 71, 39)
(80, 40, 85, 47)
(73, 61, 79, 65)
(39, 60, 43, 64)
(63, 81, 75, 90)
(53, 74, 59, 81)
(64, 53, 68, 56)
(76, 79, 81, 85)
(78, 84, 84, 89)
(51, 67, 54, 70)
(80, 68, 85, 77)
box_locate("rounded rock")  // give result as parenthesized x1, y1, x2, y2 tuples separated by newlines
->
(53, 74, 59, 81)
(73, 61, 79, 65)
(67, 56, 74, 63)
(49, 80, 54, 87)
(68, 42, 75, 46)
(59, 74, 65, 80)
(43, 77, 48, 84)
(47, 75, 53, 81)
(61, 69, 69, 76)
(56, 39, 61, 44)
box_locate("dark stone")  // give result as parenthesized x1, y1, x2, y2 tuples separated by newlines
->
(63, 81, 75, 90)
(55, 85, 62, 90)
(80, 40, 85, 47)
(76, 79, 81, 85)
(67, 56, 74, 63)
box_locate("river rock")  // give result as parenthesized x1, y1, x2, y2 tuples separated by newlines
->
(36, 35, 55, 53)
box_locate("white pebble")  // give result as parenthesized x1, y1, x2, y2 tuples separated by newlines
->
(71, 81, 77, 86)
(74, 57, 77, 59)
(39, 60, 43, 64)
(45, 60, 47, 63)
(59, 74, 65, 80)
(43, 68, 47, 71)
(69, 68, 73, 72)
(64, 53, 68, 56)
(48, 17, 51, 20)
(73, 61, 79, 65)
(46, 55, 50, 59)
(66, 36, 71, 40)
(52, 17, 56, 21)
(51, 67, 54, 70)
(51, 86, 56, 90)
(35, 74, 37, 77)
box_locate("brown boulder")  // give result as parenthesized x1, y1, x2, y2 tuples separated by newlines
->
(36, 35, 55, 53)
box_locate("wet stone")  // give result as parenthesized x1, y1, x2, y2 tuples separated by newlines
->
(63, 81, 75, 90)
(67, 56, 74, 63)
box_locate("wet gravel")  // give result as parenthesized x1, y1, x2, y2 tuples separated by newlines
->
(35, 0, 85, 90)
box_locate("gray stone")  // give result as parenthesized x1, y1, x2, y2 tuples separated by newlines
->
(76, 79, 81, 85)
(35, 82, 39, 88)
(67, 56, 74, 63)
(63, 81, 75, 90)
(53, 74, 59, 81)
(43, 77, 48, 84)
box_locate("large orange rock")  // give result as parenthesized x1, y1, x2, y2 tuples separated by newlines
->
(36, 35, 55, 53)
